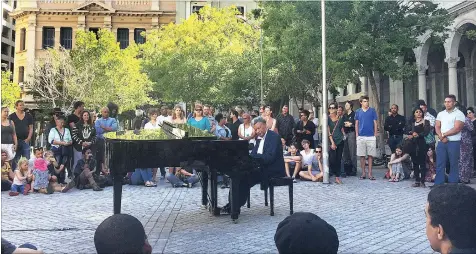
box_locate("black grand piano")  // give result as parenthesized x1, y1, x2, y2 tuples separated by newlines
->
(104, 122, 256, 222)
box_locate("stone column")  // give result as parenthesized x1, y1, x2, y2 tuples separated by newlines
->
(446, 57, 460, 99)
(103, 16, 112, 31)
(337, 87, 344, 98)
(151, 0, 160, 10)
(77, 15, 86, 31)
(25, 15, 37, 82)
(347, 82, 356, 95)
(389, 77, 404, 110)
(465, 67, 474, 107)
(151, 17, 160, 30)
(360, 76, 368, 95)
(129, 29, 134, 46)
(418, 65, 428, 101)
(54, 27, 61, 48)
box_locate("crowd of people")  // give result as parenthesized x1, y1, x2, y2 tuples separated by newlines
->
(2, 92, 476, 195)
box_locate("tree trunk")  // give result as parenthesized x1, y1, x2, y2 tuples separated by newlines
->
(301, 91, 305, 108)
(367, 70, 386, 157)
(293, 95, 300, 111)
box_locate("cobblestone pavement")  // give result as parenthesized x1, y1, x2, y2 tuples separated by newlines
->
(3, 167, 472, 254)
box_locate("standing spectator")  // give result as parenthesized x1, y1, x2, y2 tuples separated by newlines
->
(458, 110, 474, 184)
(1, 150, 14, 191)
(144, 108, 160, 129)
(157, 106, 171, 126)
(276, 105, 295, 146)
(405, 108, 431, 187)
(235, 106, 244, 122)
(203, 105, 216, 133)
(434, 95, 465, 185)
(294, 110, 316, 150)
(171, 105, 186, 124)
(467, 107, 476, 177)
(259, 105, 265, 117)
(48, 115, 72, 182)
(355, 96, 378, 180)
(71, 111, 96, 171)
(308, 109, 319, 147)
(1, 107, 17, 162)
(9, 100, 33, 168)
(264, 106, 278, 133)
(328, 103, 345, 184)
(67, 101, 84, 129)
(44, 108, 63, 150)
(425, 184, 476, 254)
(187, 104, 210, 132)
(238, 113, 256, 149)
(420, 102, 436, 127)
(384, 104, 406, 153)
(95, 107, 118, 177)
(215, 113, 232, 140)
(416, 99, 437, 118)
(342, 101, 357, 176)
(226, 110, 241, 140)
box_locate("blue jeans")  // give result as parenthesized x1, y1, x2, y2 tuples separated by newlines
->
(167, 174, 199, 187)
(388, 135, 403, 153)
(11, 184, 25, 194)
(12, 140, 30, 170)
(130, 168, 153, 185)
(435, 141, 460, 184)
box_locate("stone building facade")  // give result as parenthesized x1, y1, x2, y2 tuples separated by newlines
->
(10, 0, 176, 104)
(2, 0, 16, 72)
(175, 0, 257, 23)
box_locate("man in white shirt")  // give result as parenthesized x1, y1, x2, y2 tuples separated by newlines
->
(434, 94, 465, 185)
(157, 106, 171, 125)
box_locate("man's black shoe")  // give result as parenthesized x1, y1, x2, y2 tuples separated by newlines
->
(219, 205, 231, 215)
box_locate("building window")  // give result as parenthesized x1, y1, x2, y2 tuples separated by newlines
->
(1, 43, 8, 55)
(42, 27, 55, 49)
(117, 28, 129, 49)
(18, 66, 24, 83)
(236, 6, 245, 16)
(134, 28, 146, 44)
(2, 26, 10, 39)
(192, 5, 204, 14)
(60, 27, 73, 49)
(11, 46, 14, 57)
(89, 28, 99, 39)
(20, 28, 25, 51)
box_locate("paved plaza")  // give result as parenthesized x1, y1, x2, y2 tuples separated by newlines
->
(3, 167, 470, 254)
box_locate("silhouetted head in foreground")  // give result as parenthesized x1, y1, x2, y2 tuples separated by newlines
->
(275, 212, 339, 254)
(426, 184, 476, 254)
(94, 214, 152, 254)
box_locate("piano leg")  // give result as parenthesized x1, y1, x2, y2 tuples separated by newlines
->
(201, 171, 208, 208)
(113, 174, 123, 214)
(209, 170, 219, 216)
(230, 176, 240, 223)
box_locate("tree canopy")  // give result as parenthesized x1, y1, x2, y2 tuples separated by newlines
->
(141, 6, 261, 108)
(1, 70, 21, 109)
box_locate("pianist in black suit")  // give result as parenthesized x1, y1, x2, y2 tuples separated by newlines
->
(220, 117, 286, 214)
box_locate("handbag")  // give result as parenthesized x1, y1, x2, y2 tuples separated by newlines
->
(51, 128, 70, 156)
(424, 130, 436, 145)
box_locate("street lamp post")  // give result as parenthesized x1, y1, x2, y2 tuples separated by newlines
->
(321, 0, 330, 184)
(260, 28, 264, 105)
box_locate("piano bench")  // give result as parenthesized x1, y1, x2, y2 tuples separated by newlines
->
(246, 176, 294, 216)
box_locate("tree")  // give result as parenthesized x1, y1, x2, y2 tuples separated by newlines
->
(141, 6, 261, 107)
(26, 30, 153, 112)
(1, 70, 21, 109)
(333, 1, 450, 149)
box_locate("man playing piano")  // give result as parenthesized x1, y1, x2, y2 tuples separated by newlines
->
(220, 117, 286, 215)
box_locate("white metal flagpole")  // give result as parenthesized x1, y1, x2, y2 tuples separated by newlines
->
(321, 0, 330, 184)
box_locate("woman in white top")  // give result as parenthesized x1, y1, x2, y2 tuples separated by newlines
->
(144, 108, 160, 129)
(48, 115, 72, 177)
(264, 106, 278, 133)
(238, 113, 256, 148)
(171, 105, 186, 124)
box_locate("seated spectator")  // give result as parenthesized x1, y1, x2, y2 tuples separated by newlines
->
(387, 145, 408, 182)
(1, 238, 43, 254)
(32, 156, 53, 194)
(94, 214, 152, 254)
(284, 143, 301, 182)
(425, 146, 436, 182)
(70, 148, 103, 191)
(1, 150, 14, 191)
(27, 147, 44, 193)
(45, 151, 65, 187)
(9, 157, 31, 196)
(299, 143, 323, 182)
(281, 138, 288, 154)
(130, 168, 156, 187)
(274, 212, 339, 254)
(426, 184, 476, 254)
(166, 167, 199, 188)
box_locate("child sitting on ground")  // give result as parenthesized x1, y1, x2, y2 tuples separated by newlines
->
(425, 146, 436, 182)
(299, 145, 324, 182)
(32, 156, 51, 194)
(1, 150, 14, 191)
(281, 138, 289, 155)
(284, 143, 301, 182)
(9, 157, 31, 196)
(387, 145, 407, 182)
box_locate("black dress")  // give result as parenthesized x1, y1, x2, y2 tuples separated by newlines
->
(404, 119, 430, 183)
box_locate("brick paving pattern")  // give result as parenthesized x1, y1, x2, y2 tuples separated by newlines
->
(3, 168, 467, 253)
